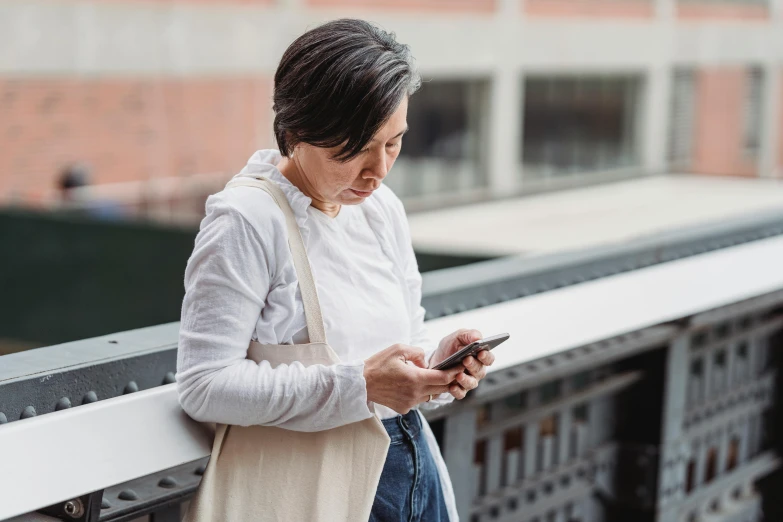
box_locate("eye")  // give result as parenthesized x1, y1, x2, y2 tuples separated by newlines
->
(387, 141, 401, 150)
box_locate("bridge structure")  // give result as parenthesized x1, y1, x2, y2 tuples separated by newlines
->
(1, 209, 782, 522)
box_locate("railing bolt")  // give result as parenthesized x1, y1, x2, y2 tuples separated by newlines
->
(63, 499, 84, 518)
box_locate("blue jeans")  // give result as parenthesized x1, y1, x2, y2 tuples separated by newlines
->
(370, 410, 449, 522)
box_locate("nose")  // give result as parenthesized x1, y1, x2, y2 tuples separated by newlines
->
(363, 149, 388, 181)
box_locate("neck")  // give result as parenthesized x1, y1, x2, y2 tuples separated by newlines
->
(277, 156, 341, 218)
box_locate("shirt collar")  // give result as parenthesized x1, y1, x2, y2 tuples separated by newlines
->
(231, 149, 313, 230)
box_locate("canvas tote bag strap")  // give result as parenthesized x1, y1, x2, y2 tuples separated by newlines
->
(225, 177, 327, 344)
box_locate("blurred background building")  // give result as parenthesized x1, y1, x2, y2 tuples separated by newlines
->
(1, 0, 781, 218)
(2, 2, 783, 522)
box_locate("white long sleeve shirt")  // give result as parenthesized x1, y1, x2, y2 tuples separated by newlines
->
(176, 150, 458, 520)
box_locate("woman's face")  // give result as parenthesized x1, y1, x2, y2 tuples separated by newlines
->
(287, 97, 409, 210)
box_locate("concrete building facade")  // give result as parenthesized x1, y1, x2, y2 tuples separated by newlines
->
(1, 0, 781, 209)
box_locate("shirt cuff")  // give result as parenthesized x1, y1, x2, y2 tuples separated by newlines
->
(334, 360, 375, 424)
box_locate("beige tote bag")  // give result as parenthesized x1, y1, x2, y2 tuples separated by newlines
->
(183, 177, 391, 522)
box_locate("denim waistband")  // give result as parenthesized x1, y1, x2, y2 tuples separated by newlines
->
(380, 409, 422, 444)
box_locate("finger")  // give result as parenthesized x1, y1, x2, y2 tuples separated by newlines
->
(464, 363, 487, 381)
(448, 383, 468, 400)
(477, 349, 495, 366)
(463, 355, 480, 373)
(462, 355, 487, 379)
(423, 384, 453, 396)
(398, 345, 427, 368)
(416, 365, 466, 385)
(455, 371, 479, 391)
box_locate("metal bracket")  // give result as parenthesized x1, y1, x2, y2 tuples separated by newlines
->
(37, 491, 103, 522)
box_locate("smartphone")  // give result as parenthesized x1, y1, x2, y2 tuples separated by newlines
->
(431, 333, 510, 370)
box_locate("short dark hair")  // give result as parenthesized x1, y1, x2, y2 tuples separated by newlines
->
(273, 19, 420, 162)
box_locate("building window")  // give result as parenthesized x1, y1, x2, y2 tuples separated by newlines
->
(685, 458, 697, 493)
(390, 79, 488, 200)
(714, 322, 731, 340)
(743, 67, 764, 158)
(502, 427, 524, 486)
(668, 69, 696, 169)
(705, 447, 718, 483)
(522, 75, 640, 178)
(539, 380, 563, 404)
(689, 358, 704, 404)
(735, 342, 749, 383)
(713, 349, 727, 392)
(570, 404, 589, 459)
(726, 437, 739, 471)
(503, 390, 529, 411)
(474, 439, 487, 497)
(540, 415, 558, 437)
(476, 403, 491, 429)
(571, 371, 591, 392)
(538, 415, 559, 471)
(692, 330, 709, 349)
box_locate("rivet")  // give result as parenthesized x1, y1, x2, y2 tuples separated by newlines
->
(158, 476, 177, 488)
(195, 464, 207, 475)
(55, 397, 72, 411)
(118, 489, 138, 501)
(21, 406, 37, 419)
(124, 381, 139, 394)
(101, 499, 111, 509)
(163, 372, 176, 385)
(63, 499, 84, 517)
(0, 412, 7, 424)
(82, 391, 98, 404)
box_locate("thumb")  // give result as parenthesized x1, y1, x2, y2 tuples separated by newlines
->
(398, 345, 427, 368)
(457, 329, 483, 345)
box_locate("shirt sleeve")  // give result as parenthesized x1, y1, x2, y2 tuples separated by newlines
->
(389, 195, 455, 411)
(176, 197, 374, 431)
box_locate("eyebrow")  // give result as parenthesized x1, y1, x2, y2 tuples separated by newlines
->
(370, 126, 409, 144)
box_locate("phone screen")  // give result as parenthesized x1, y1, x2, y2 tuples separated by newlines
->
(431, 333, 510, 370)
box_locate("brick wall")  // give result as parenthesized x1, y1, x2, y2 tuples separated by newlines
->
(677, 3, 769, 20)
(690, 68, 758, 178)
(0, 77, 273, 204)
(306, 0, 496, 12)
(524, 0, 654, 18)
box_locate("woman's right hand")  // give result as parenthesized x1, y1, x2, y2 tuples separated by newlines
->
(363, 344, 466, 414)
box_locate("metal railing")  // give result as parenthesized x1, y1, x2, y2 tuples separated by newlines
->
(2, 210, 783, 522)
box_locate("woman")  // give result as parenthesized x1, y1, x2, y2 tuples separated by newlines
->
(177, 19, 495, 522)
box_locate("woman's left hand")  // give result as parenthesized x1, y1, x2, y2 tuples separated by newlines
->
(428, 329, 495, 400)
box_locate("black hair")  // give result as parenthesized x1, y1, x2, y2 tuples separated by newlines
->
(273, 19, 420, 162)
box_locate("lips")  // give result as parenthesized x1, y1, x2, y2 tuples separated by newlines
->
(350, 188, 374, 197)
